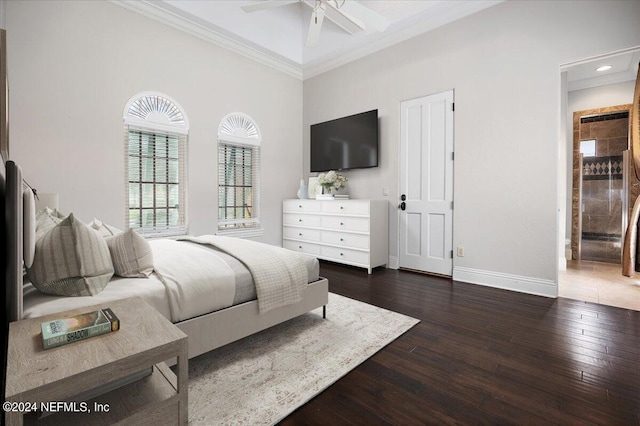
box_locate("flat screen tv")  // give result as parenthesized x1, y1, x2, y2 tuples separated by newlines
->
(310, 109, 378, 172)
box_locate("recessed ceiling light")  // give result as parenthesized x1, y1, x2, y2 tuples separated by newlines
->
(596, 65, 612, 72)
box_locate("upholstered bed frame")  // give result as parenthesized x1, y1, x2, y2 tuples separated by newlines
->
(3, 160, 329, 359)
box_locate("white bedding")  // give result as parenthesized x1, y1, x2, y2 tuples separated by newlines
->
(150, 239, 237, 322)
(183, 235, 309, 314)
(23, 237, 321, 322)
(23, 273, 171, 320)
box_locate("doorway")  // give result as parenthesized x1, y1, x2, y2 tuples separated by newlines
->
(559, 47, 640, 310)
(571, 106, 631, 264)
(398, 90, 454, 276)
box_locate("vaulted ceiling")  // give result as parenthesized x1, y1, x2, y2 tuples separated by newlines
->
(115, 0, 639, 86)
(115, 0, 502, 79)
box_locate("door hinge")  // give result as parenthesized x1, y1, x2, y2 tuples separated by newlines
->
(452, 102, 455, 112)
(450, 250, 454, 258)
(451, 152, 455, 161)
(451, 201, 454, 210)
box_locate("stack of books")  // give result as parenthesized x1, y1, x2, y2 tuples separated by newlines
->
(41, 308, 120, 350)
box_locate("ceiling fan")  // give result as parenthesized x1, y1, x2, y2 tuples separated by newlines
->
(241, 0, 389, 47)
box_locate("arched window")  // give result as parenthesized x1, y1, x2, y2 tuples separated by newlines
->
(217, 113, 262, 236)
(123, 92, 189, 236)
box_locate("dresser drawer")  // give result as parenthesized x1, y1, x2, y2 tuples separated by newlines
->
(321, 231, 370, 249)
(321, 246, 369, 265)
(283, 213, 321, 227)
(283, 227, 321, 242)
(320, 216, 370, 233)
(283, 200, 321, 213)
(283, 240, 321, 256)
(321, 201, 369, 215)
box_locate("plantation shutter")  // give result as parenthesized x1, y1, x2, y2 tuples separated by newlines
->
(126, 129, 187, 237)
(218, 141, 261, 231)
(123, 93, 189, 237)
(217, 113, 262, 235)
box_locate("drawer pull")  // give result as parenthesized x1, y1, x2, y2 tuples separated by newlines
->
(299, 205, 302, 208)
(340, 238, 344, 242)
(340, 253, 344, 256)
(340, 222, 344, 226)
(299, 245, 303, 249)
(299, 219, 303, 222)
(299, 233, 303, 236)
(340, 206, 344, 210)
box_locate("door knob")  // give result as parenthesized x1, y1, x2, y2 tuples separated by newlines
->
(401, 194, 406, 201)
(400, 202, 406, 211)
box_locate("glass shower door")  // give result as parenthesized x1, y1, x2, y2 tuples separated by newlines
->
(580, 144, 624, 263)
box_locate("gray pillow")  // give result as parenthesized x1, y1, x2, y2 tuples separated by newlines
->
(27, 213, 114, 296)
(106, 228, 154, 278)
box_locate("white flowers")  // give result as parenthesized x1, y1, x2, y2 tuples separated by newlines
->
(317, 171, 347, 192)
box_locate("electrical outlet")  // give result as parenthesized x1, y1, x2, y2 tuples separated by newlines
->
(383, 187, 389, 196)
(457, 246, 464, 257)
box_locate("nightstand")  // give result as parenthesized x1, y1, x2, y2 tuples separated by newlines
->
(4, 297, 188, 425)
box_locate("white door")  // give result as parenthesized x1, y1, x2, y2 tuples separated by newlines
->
(399, 90, 454, 276)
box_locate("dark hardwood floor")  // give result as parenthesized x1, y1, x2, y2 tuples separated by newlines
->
(281, 261, 640, 425)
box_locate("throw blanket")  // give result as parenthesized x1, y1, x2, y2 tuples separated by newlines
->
(150, 239, 236, 322)
(182, 235, 309, 314)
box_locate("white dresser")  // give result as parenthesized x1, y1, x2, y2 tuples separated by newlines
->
(283, 199, 388, 274)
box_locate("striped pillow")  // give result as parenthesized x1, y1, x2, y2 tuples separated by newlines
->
(106, 229, 154, 278)
(27, 213, 114, 296)
(35, 209, 63, 240)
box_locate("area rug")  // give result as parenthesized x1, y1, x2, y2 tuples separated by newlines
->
(188, 292, 419, 425)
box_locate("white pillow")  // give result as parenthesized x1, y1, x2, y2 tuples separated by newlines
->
(89, 218, 122, 238)
(27, 213, 114, 296)
(106, 229, 154, 278)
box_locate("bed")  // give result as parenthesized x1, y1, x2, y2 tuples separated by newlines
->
(3, 159, 329, 360)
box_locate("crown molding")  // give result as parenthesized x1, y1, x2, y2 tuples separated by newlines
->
(113, 0, 502, 81)
(111, 0, 303, 80)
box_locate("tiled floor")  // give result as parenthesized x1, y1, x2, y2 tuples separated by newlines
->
(559, 260, 640, 311)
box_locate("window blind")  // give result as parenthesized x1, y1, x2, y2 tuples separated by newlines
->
(218, 141, 260, 232)
(126, 128, 187, 237)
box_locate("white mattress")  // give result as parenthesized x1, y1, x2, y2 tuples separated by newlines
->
(22, 273, 171, 320)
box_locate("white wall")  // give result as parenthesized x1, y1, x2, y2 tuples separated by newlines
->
(6, 0, 303, 246)
(304, 0, 640, 296)
(0, 0, 5, 29)
(564, 80, 635, 246)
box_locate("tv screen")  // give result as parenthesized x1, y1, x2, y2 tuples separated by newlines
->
(310, 109, 378, 172)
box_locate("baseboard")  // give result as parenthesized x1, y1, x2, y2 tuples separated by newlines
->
(558, 256, 567, 271)
(388, 256, 399, 270)
(453, 266, 557, 298)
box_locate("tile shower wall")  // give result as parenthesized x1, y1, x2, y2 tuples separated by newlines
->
(579, 114, 629, 263)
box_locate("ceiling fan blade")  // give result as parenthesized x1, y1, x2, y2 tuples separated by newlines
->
(241, 0, 299, 13)
(305, 4, 325, 47)
(339, 1, 389, 32)
(324, 2, 365, 35)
